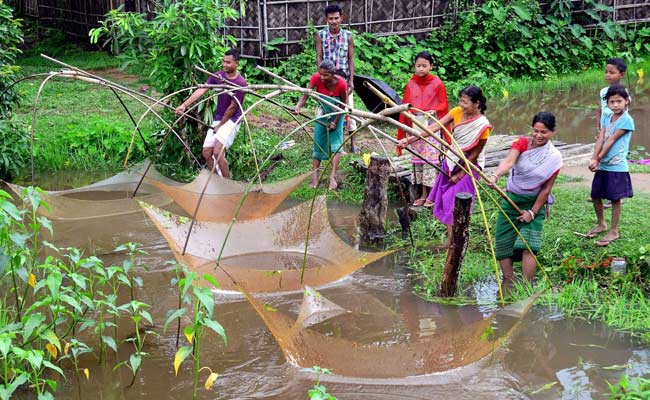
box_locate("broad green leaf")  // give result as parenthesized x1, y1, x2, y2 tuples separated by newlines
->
(202, 273, 221, 289)
(129, 354, 141, 373)
(26, 350, 44, 369)
(22, 313, 46, 341)
(102, 336, 118, 353)
(163, 308, 187, 333)
(0, 337, 11, 357)
(41, 330, 61, 351)
(511, 4, 531, 21)
(203, 319, 227, 345)
(43, 360, 64, 376)
(193, 286, 214, 318)
(173, 346, 192, 376)
(184, 326, 194, 344)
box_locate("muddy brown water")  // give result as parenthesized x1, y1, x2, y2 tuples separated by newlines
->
(23, 189, 648, 399)
(489, 83, 650, 152)
(16, 83, 650, 398)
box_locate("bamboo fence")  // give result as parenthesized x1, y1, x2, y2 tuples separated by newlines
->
(18, 0, 650, 59)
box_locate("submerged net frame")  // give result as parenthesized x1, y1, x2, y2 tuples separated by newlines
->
(140, 196, 392, 293)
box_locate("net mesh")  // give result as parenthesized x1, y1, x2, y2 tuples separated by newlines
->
(241, 287, 539, 378)
(141, 196, 392, 293)
(144, 170, 311, 222)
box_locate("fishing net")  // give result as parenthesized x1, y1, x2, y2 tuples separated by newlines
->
(242, 287, 541, 378)
(3, 181, 173, 221)
(144, 170, 311, 222)
(140, 196, 392, 293)
(46, 160, 178, 196)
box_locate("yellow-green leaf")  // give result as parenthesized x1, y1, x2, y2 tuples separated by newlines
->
(204, 372, 219, 390)
(173, 346, 192, 376)
(45, 343, 57, 359)
(183, 326, 194, 344)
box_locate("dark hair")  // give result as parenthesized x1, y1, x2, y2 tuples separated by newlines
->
(532, 112, 556, 131)
(224, 48, 241, 62)
(606, 57, 627, 73)
(605, 83, 630, 101)
(459, 85, 487, 114)
(325, 5, 342, 16)
(318, 59, 337, 74)
(414, 51, 434, 66)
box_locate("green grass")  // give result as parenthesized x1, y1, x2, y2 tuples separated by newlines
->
(501, 56, 650, 99)
(397, 184, 650, 339)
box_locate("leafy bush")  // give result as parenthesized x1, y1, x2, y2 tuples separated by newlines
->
(0, 2, 23, 118)
(0, 119, 29, 180)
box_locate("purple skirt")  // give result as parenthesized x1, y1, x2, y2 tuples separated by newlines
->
(591, 170, 633, 201)
(427, 162, 481, 225)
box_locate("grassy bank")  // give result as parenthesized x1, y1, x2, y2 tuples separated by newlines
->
(400, 178, 650, 341)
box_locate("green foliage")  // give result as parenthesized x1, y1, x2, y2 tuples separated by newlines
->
(0, 188, 154, 397)
(0, 2, 23, 117)
(0, 119, 29, 180)
(608, 374, 650, 399)
(33, 117, 148, 171)
(90, 0, 237, 98)
(305, 366, 337, 400)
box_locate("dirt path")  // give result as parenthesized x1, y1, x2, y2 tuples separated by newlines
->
(561, 164, 650, 193)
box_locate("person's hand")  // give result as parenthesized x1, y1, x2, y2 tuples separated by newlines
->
(486, 174, 499, 189)
(516, 210, 534, 224)
(293, 106, 301, 115)
(175, 104, 187, 116)
(588, 158, 599, 172)
(397, 138, 409, 148)
(328, 121, 337, 131)
(450, 170, 465, 184)
(347, 80, 354, 95)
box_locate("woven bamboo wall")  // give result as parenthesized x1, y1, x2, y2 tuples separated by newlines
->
(18, 0, 650, 57)
(23, 0, 152, 39)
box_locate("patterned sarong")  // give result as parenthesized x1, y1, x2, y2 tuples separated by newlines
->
(495, 192, 545, 261)
(431, 161, 481, 225)
(313, 94, 344, 161)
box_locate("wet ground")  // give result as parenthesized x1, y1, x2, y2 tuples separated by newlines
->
(34, 193, 650, 400)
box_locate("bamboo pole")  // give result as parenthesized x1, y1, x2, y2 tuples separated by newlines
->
(362, 81, 523, 214)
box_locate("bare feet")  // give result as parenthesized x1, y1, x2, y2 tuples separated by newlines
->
(328, 177, 338, 190)
(585, 224, 608, 238)
(413, 198, 426, 207)
(596, 230, 620, 246)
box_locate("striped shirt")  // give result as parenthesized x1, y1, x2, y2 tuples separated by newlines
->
(318, 28, 352, 78)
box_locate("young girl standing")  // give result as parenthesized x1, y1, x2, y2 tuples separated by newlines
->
(586, 83, 634, 246)
(399, 85, 491, 247)
(396, 51, 449, 207)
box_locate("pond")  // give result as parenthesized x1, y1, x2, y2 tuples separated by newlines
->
(29, 189, 649, 400)
(489, 82, 650, 152)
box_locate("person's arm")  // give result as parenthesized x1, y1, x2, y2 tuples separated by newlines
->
(597, 128, 628, 161)
(315, 33, 323, 67)
(329, 87, 348, 130)
(175, 88, 208, 115)
(487, 147, 521, 188)
(346, 35, 355, 95)
(589, 128, 606, 172)
(518, 172, 559, 223)
(214, 101, 239, 130)
(450, 138, 487, 184)
(398, 113, 453, 147)
(293, 87, 311, 115)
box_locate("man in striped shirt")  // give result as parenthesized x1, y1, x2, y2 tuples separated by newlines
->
(316, 4, 358, 152)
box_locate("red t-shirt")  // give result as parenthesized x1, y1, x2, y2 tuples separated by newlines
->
(309, 73, 347, 97)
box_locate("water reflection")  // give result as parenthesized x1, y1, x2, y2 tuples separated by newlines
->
(490, 83, 650, 151)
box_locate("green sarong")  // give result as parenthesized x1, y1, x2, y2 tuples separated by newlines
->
(495, 192, 546, 261)
(313, 94, 344, 161)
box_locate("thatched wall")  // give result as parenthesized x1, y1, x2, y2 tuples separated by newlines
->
(21, 0, 152, 39)
(18, 0, 650, 58)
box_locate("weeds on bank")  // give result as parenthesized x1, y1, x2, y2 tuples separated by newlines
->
(394, 184, 650, 340)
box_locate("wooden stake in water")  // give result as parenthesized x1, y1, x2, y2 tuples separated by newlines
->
(359, 155, 390, 246)
(439, 192, 473, 297)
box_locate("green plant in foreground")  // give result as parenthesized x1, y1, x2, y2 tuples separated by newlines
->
(608, 374, 650, 399)
(166, 268, 227, 399)
(305, 366, 337, 400)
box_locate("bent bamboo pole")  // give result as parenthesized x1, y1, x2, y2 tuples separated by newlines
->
(362, 81, 522, 214)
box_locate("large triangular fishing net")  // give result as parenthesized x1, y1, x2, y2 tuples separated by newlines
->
(2, 181, 173, 221)
(140, 196, 392, 293)
(144, 169, 311, 222)
(242, 287, 540, 378)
